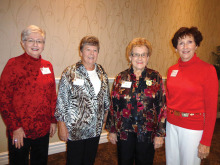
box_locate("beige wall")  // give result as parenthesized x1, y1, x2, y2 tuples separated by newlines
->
(0, 0, 220, 153)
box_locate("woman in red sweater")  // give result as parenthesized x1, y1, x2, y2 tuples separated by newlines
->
(0, 25, 57, 165)
(166, 27, 218, 165)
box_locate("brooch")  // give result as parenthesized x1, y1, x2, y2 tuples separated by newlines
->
(146, 80, 152, 86)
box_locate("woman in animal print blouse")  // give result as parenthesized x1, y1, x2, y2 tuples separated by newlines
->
(55, 36, 110, 165)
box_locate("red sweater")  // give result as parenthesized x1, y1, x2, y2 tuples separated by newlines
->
(166, 54, 218, 146)
(0, 53, 57, 139)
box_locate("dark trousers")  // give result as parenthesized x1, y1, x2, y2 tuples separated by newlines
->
(66, 136, 100, 165)
(8, 133, 49, 165)
(117, 133, 155, 165)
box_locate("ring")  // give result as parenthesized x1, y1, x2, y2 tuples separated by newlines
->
(14, 139, 18, 142)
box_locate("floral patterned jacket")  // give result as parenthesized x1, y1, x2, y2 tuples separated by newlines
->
(106, 67, 166, 142)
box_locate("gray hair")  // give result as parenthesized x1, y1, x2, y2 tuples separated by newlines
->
(21, 25, 46, 42)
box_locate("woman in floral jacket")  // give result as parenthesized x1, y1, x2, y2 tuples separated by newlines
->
(106, 38, 166, 165)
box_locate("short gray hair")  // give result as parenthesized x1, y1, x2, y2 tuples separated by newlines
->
(21, 25, 46, 42)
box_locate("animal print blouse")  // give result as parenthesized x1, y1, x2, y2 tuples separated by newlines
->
(55, 61, 110, 141)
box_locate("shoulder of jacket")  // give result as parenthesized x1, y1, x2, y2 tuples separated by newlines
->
(119, 68, 130, 75)
(147, 68, 162, 78)
(147, 68, 159, 74)
(63, 64, 77, 73)
(60, 64, 77, 81)
(96, 64, 105, 72)
(114, 68, 130, 80)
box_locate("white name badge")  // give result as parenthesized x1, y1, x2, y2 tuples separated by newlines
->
(171, 70, 178, 77)
(40, 67, 51, 74)
(121, 81, 132, 88)
(73, 79, 84, 86)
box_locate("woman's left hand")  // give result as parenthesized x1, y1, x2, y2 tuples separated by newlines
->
(198, 143, 210, 159)
(50, 123, 57, 137)
(154, 137, 164, 149)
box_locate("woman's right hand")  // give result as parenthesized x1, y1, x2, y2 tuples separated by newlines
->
(12, 127, 26, 149)
(58, 121, 69, 142)
(109, 133, 117, 144)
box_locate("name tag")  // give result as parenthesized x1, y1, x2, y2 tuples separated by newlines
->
(73, 79, 84, 86)
(40, 67, 51, 74)
(121, 81, 132, 88)
(171, 70, 178, 77)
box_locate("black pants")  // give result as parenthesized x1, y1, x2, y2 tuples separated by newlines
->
(66, 136, 100, 165)
(8, 133, 49, 165)
(117, 133, 155, 165)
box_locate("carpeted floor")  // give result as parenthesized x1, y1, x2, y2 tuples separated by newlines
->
(48, 119, 220, 165)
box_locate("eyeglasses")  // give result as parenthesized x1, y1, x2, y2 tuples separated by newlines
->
(25, 39, 45, 45)
(131, 53, 148, 58)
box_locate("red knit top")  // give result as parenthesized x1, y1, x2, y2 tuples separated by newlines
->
(0, 53, 57, 139)
(166, 54, 218, 146)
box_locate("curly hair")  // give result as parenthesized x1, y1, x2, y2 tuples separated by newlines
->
(172, 27, 203, 49)
(126, 38, 152, 60)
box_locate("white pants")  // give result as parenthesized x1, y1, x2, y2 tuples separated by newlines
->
(165, 121, 203, 165)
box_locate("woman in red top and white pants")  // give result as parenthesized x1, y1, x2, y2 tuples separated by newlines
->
(166, 27, 218, 165)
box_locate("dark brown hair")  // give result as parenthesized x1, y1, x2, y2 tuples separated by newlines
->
(172, 27, 203, 49)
